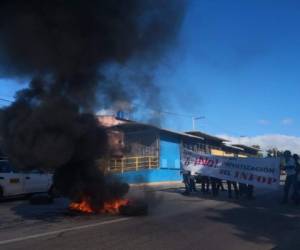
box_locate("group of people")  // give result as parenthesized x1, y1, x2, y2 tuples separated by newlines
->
(181, 171, 254, 200)
(281, 150, 300, 204)
(181, 150, 300, 204)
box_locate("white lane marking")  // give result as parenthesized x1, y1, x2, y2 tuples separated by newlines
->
(0, 217, 130, 245)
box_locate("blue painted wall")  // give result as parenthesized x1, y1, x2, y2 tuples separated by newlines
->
(159, 135, 181, 169)
(115, 168, 182, 184)
(115, 133, 183, 184)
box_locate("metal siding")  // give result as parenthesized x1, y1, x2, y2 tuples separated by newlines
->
(116, 169, 182, 184)
(159, 136, 181, 169)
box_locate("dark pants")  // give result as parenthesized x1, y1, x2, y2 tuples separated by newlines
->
(190, 176, 196, 192)
(211, 177, 219, 197)
(227, 181, 239, 199)
(283, 174, 296, 203)
(217, 179, 225, 191)
(239, 183, 254, 199)
(295, 181, 300, 204)
(201, 176, 210, 193)
(183, 173, 196, 194)
(239, 183, 247, 197)
(247, 185, 254, 199)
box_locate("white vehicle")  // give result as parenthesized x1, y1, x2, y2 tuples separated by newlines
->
(0, 160, 53, 199)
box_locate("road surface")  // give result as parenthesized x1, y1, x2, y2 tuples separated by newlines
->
(0, 184, 299, 250)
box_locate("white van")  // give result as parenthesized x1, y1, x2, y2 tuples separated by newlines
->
(0, 160, 53, 199)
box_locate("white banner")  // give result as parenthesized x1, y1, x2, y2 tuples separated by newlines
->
(181, 149, 281, 190)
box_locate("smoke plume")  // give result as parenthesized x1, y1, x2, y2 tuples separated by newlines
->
(0, 0, 187, 207)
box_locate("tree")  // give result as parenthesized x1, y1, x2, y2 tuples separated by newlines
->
(266, 148, 284, 157)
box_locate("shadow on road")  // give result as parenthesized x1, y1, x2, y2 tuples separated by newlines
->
(161, 185, 300, 250)
(9, 198, 70, 222)
(206, 197, 300, 250)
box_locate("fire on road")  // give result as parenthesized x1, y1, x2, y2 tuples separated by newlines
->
(0, 186, 300, 250)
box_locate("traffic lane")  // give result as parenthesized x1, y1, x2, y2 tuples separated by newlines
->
(0, 199, 261, 250)
(0, 197, 134, 243)
(0, 186, 168, 238)
(0, 198, 69, 233)
(2, 189, 297, 250)
(0, 190, 178, 243)
(0, 217, 131, 247)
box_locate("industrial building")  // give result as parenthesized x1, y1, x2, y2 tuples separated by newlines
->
(98, 115, 260, 184)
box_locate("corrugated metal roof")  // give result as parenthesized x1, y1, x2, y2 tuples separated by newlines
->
(102, 116, 257, 154)
(231, 144, 261, 152)
(111, 122, 204, 140)
(185, 131, 229, 142)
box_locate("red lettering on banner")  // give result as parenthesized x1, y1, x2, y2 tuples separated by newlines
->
(203, 159, 209, 166)
(193, 157, 219, 168)
(233, 171, 276, 186)
(256, 176, 266, 183)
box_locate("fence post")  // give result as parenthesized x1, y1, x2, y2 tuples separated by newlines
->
(121, 158, 124, 173)
(136, 157, 138, 171)
(148, 157, 151, 169)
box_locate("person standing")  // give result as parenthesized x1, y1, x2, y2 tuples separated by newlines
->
(238, 183, 254, 200)
(211, 177, 219, 197)
(281, 150, 296, 204)
(217, 179, 226, 191)
(181, 170, 192, 195)
(227, 181, 239, 199)
(181, 170, 197, 195)
(239, 183, 247, 197)
(201, 175, 210, 194)
(246, 185, 254, 200)
(292, 154, 300, 204)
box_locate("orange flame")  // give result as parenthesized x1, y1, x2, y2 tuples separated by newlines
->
(69, 199, 94, 213)
(69, 198, 129, 214)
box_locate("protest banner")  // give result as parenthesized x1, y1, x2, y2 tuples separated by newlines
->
(181, 149, 280, 189)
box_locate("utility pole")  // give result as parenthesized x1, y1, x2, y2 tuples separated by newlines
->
(192, 116, 205, 130)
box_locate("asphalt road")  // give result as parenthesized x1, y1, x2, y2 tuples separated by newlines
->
(0, 184, 300, 250)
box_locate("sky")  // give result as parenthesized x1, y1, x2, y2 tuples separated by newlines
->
(155, 0, 300, 152)
(1, 0, 300, 153)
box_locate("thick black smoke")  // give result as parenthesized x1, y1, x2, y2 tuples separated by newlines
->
(0, 0, 186, 207)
